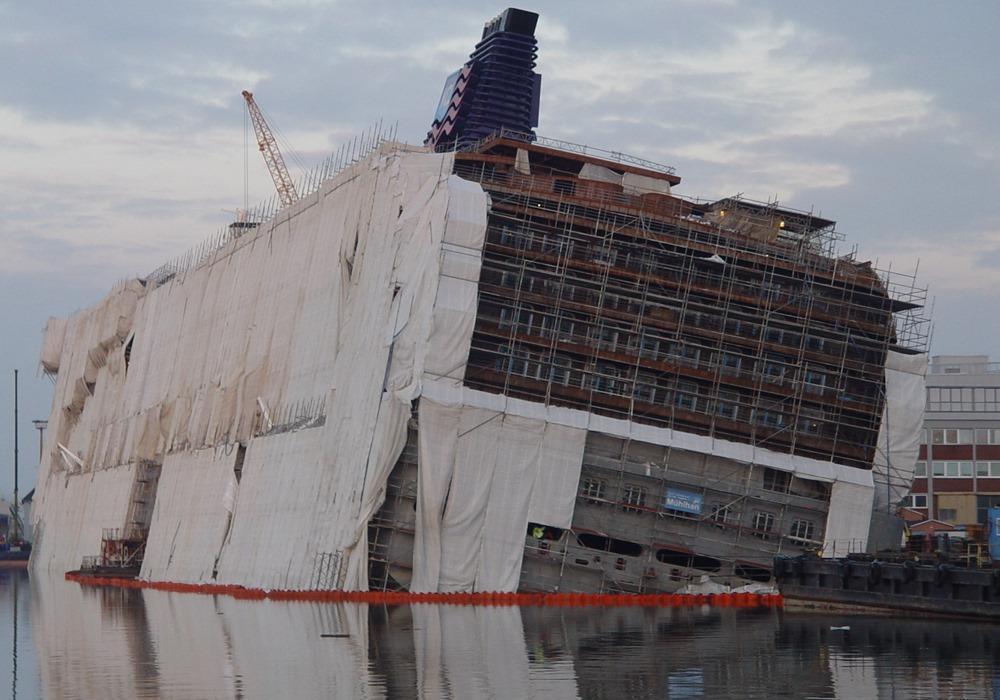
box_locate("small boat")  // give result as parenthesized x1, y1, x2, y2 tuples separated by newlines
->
(0, 543, 31, 569)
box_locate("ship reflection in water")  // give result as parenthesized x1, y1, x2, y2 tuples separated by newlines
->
(3, 571, 1000, 699)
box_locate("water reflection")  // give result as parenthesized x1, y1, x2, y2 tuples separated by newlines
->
(0, 570, 32, 700)
(1, 572, 999, 698)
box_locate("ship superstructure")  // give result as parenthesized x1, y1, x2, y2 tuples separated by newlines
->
(367, 127, 929, 592)
(31, 8, 928, 595)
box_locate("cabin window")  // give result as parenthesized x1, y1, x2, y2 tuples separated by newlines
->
(762, 468, 791, 494)
(526, 523, 564, 541)
(734, 564, 772, 582)
(720, 352, 741, 370)
(752, 511, 775, 540)
(553, 179, 576, 196)
(580, 478, 607, 504)
(758, 410, 785, 428)
(804, 369, 827, 387)
(655, 548, 722, 572)
(709, 503, 738, 527)
(675, 382, 699, 411)
(788, 519, 815, 542)
(575, 533, 643, 557)
(622, 484, 647, 513)
(640, 335, 660, 359)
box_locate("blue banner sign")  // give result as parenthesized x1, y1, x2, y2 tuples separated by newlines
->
(989, 507, 1000, 561)
(664, 488, 702, 515)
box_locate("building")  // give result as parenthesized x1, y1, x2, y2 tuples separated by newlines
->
(907, 355, 1000, 529)
(30, 8, 928, 594)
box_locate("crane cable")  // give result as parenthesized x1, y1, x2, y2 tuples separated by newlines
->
(243, 103, 249, 216)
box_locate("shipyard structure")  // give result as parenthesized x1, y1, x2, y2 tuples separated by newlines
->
(31, 9, 928, 594)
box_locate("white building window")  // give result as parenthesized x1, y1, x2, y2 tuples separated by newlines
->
(976, 461, 1000, 477)
(930, 461, 974, 477)
(929, 428, 974, 444)
(975, 429, 1000, 445)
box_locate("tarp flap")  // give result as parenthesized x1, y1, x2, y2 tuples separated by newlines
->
(822, 480, 875, 557)
(412, 400, 462, 593)
(40, 316, 67, 373)
(527, 423, 586, 529)
(438, 407, 502, 592)
(29, 464, 137, 574)
(475, 414, 543, 592)
(141, 445, 238, 583)
(413, 398, 585, 593)
(622, 171, 671, 196)
(213, 429, 325, 590)
(578, 162, 621, 184)
(872, 351, 927, 511)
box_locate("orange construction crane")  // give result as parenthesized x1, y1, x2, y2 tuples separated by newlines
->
(242, 90, 298, 207)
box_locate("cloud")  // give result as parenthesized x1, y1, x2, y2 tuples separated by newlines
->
(0, 5, 993, 307)
(867, 224, 1000, 294)
(535, 17, 938, 201)
(0, 103, 355, 278)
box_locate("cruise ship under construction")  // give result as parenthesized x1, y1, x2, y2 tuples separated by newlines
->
(31, 8, 929, 595)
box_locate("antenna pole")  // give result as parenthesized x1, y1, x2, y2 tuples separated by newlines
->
(12, 369, 19, 542)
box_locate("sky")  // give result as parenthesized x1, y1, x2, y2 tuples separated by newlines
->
(0, 0, 998, 498)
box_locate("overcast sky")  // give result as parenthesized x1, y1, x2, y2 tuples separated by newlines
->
(1, 1, 998, 498)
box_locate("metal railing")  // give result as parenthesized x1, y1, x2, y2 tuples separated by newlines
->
(451, 127, 677, 175)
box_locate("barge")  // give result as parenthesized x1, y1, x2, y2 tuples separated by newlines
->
(775, 553, 1000, 620)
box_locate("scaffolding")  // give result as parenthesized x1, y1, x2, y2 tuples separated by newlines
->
(452, 137, 929, 472)
(357, 132, 931, 593)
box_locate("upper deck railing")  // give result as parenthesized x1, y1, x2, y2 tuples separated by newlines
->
(450, 128, 678, 176)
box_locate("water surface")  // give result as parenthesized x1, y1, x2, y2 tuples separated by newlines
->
(1, 570, 998, 698)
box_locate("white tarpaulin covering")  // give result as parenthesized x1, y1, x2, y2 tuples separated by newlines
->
(412, 398, 585, 593)
(141, 446, 238, 583)
(40, 316, 67, 373)
(622, 171, 671, 196)
(579, 162, 671, 195)
(30, 463, 137, 574)
(872, 350, 927, 511)
(822, 480, 876, 557)
(31, 146, 492, 591)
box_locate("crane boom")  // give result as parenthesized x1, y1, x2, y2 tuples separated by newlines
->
(242, 90, 298, 207)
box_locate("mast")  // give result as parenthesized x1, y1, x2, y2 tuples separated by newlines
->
(12, 369, 18, 542)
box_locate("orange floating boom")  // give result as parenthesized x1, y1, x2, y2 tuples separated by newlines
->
(65, 571, 783, 609)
